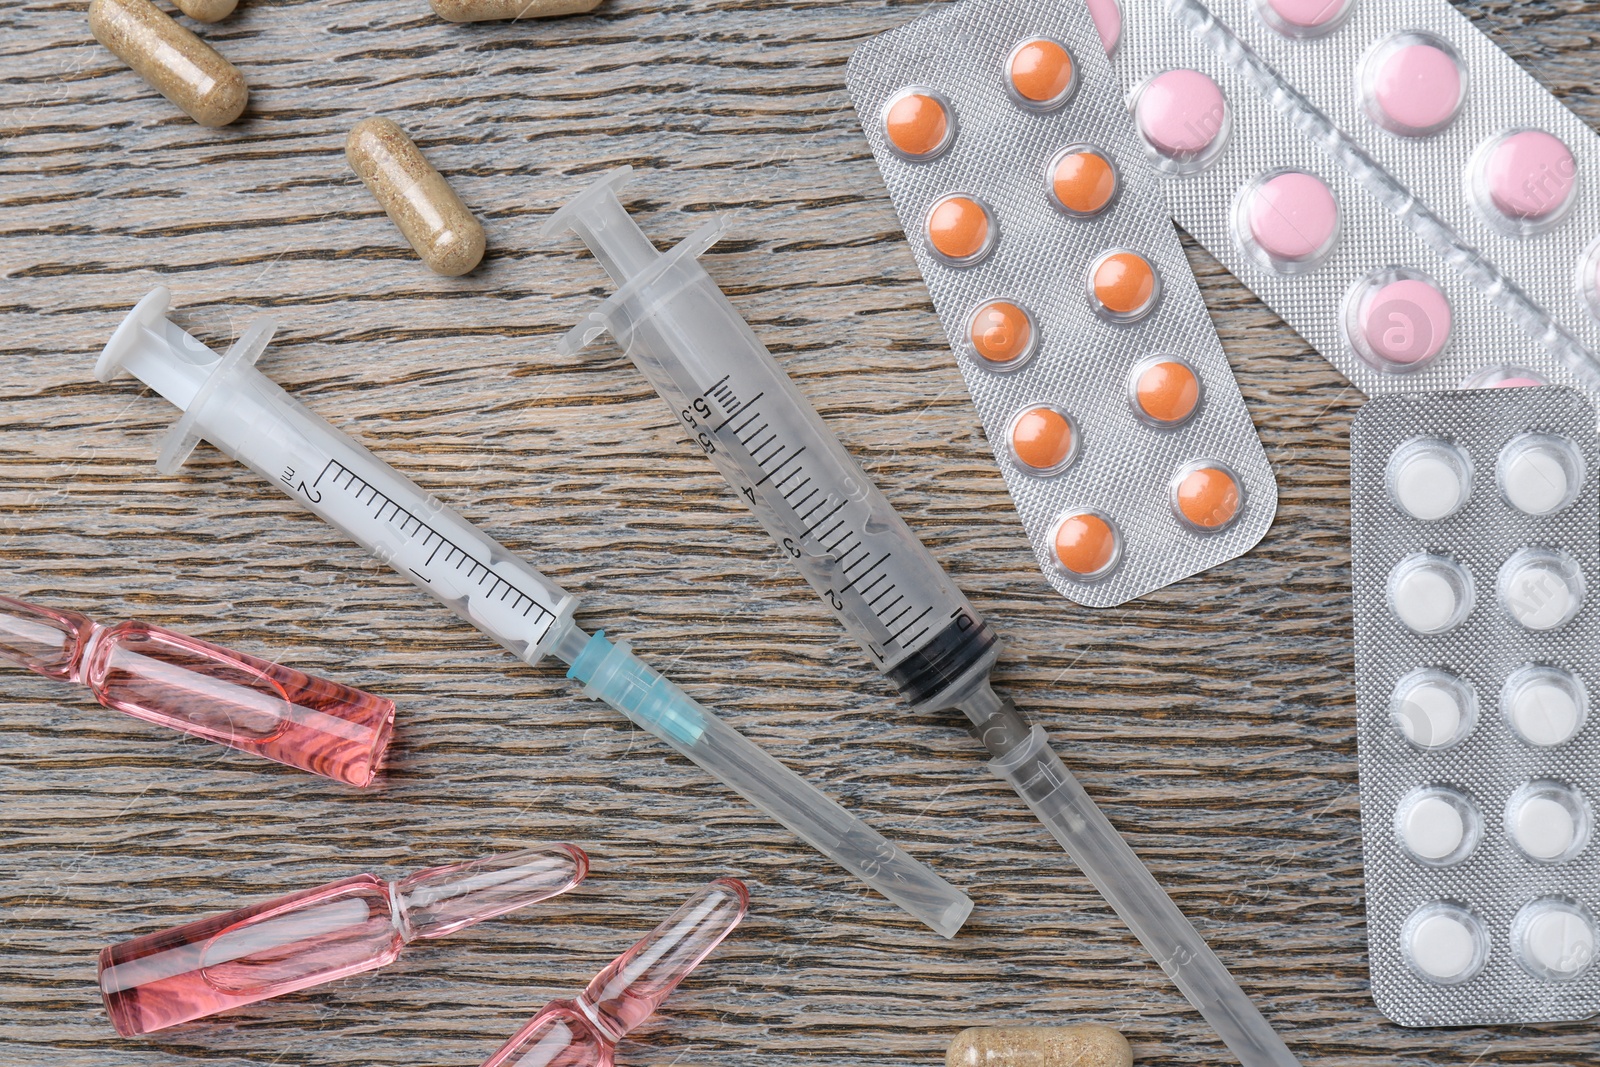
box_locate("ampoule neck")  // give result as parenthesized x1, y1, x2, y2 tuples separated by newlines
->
(0, 594, 99, 684)
(391, 844, 589, 942)
(576, 877, 748, 1043)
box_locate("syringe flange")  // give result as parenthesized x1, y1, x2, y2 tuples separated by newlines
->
(155, 315, 277, 474)
(557, 219, 728, 357)
(546, 168, 730, 357)
(95, 285, 280, 475)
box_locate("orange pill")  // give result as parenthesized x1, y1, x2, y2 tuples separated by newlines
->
(1054, 512, 1120, 578)
(927, 195, 993, 264)
(968, 301, 1035, 366)
(1010, 406, 1075, 472)
(1009, 38, 1075, 107)
(1051, 148, 1118, 216)
(1134, 358, 1201, 425)
(1175, 465, 1242, 531)
(1091, 250, 1158, 319)
(885, 90, 952, 160)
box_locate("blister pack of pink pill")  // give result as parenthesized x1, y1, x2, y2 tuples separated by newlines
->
(846, 0, 1277, 608)
(1114, 0, 1600, 402)
(1351, 385, 1600, 1026)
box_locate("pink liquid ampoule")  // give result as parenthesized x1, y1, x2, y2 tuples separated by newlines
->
(482, 877, 748, 1067)
(99, 843, 590, 1036)
(0, 593, 395, 786)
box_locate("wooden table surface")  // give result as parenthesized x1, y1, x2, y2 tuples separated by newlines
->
(3, 1, 1599, 1064)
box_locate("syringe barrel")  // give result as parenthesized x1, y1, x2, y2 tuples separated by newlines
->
(552, 182, 996, 711)
(179, 357, 577, 666)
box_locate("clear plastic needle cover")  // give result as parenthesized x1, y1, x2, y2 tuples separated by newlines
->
(545, 170, 1301, 1067)
(91, 287, 972, 939)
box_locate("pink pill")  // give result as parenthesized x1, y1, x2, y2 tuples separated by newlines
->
(1359, 278, 1452, 365)
(1248, 172, 1339, 263)
(1483, 130, 1578, 222)
(1085, 0, 1122, 55)
(1495, 377, 1545, 388)
(1137, 70, 1229, 162)
(1370, 42, 1464, 136)
(1263, 0, 1351, 32)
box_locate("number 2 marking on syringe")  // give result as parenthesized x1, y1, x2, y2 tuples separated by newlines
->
(279, 465, 322, 503)
(681, 378, 934, 659)
(284, 458, 556, 634)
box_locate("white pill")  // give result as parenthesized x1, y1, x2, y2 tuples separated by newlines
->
(1399, 795, 1466, 861)
(1390, 559, 1466, 633)
(1508, 678, 1583, 746)
(1395, 682, 1463, 747)
(1500, 553, 1583, 631)
(1409, 910, 1482, 982)
(1512, 795, 1578, 861)
(1390, 444, 1468, 520)
(1501, 442, 1574, 515)
(1520, 905, 1596, 980)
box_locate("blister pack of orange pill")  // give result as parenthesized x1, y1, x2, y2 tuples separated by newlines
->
(847, 0, 1277, 607)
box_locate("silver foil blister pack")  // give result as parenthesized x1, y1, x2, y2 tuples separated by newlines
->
(1115, 0, 1600, 402)
(1351, 386, 1600, 1026)
(847, 0, 1276, 608)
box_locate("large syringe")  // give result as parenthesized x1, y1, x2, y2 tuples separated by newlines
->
(545, 168, 1303, 1067)
(91, 287, 973, 939)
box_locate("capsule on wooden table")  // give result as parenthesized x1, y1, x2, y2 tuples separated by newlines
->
(88, 0, 248, 127)
(429, 0, 603, 21)
(947, 1025, 1134, 1067)
(173, 0, 238, 22)
(345, 118, 486, 277)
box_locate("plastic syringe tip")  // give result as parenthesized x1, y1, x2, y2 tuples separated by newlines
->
(542, 167, 662, 285)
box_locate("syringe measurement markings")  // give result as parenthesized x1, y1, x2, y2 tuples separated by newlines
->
(726, 395, 767, 437)
(754, 446, 807, 489)
(837, 544, 869, 572)
(311, 459, 556, 630)
(801, 500, 847, 538)
(702, 382, 937, 651)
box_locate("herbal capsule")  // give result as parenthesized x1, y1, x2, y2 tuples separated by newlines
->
(173, 0, 237, 22)
(429, 0, 603, 21)
(89, 0, 248, 127)
(345, 118, 486, 277)
(947, 1025, 1133, 1067)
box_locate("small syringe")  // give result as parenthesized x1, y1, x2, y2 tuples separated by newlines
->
(545, 168, 1303, 1067)
(90, 287, 974, 940)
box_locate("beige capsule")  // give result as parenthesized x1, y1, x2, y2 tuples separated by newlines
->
(346, 118, 486, 277)
(173, 0, 239, 22)
(88, 0, 248, 127)
(947, 1025, 1134, 1067)
(429, 0, 603, 21)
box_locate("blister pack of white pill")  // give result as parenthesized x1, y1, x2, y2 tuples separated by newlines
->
(1114, 0, 1600, 402)
(1351, 385, 1600, 1026)
(846, 0, 1276, 608)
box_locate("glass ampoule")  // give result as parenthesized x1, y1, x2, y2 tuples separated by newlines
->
(0, 593, 394, 786)
(99, 844, 589, 1036)
(482, 877, 747, 1067)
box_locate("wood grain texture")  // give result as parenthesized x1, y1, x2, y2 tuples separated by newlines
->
(1, 1, 1598, 1064)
